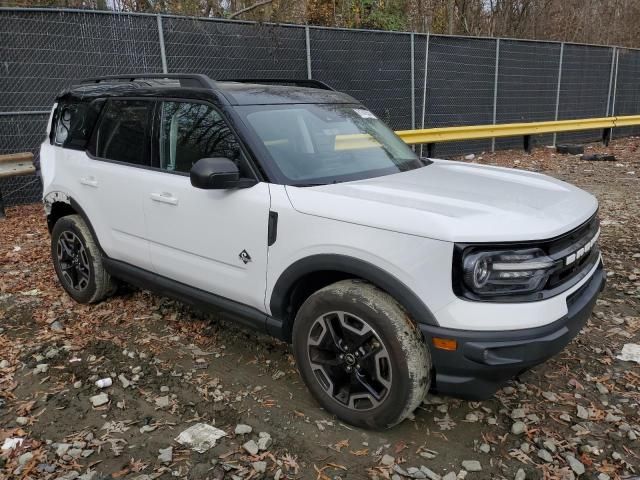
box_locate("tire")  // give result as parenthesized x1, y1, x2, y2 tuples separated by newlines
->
(51, 214, 115, 304)
(556, 144, 584, 155)
(582, 153, 616, 162)
(292, 279, 431, 429)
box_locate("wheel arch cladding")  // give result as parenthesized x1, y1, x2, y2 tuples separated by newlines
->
(270, 254, 439, 342)
(45, 195, 103, 254)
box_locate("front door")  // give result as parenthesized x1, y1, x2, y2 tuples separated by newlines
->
(143, 100, 271, 311)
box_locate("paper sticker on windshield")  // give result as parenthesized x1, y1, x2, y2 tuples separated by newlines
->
(353, 108, 377, 119)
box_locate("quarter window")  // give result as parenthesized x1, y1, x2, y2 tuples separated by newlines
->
(52, 100, 102, 150)
(93, 100, 152, 166)
(159, 101, 245, 174)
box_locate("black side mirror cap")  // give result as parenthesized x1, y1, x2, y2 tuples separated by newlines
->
(190, 157, 248, 189)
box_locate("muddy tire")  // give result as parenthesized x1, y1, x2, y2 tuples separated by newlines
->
(51, 214, 115, 304)
(292, 279, 430, 429)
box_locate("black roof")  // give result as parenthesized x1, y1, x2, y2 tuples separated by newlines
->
(59, 74, 358, 106)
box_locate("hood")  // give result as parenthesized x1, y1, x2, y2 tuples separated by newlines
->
(284, 159, 598, 243)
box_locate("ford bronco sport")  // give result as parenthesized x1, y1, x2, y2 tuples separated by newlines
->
(41, 74, 605, 429)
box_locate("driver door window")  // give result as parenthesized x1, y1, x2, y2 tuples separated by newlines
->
(159, 101, 245, 175)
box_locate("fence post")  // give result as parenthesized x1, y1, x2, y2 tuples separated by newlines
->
(420, 33, 430, 157)
(606, 47, 616, 117)
(410, 33, 415, 130)
(305, 26, 312, 80)
(602, 46, 617, 145)
(157, 14, 168, 74)
(610, 48, 620, 141)
(0, 186, 5, 219)
(552, 42, 564, 146)
(420, 33, 430, 130)
(491, 38, 500, 152)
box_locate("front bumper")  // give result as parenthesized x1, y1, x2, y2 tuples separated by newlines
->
(420, 260, 605, 400)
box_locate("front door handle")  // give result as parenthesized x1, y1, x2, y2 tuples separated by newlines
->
(79, 176, 98, 187)
(150, 192, 179, 206)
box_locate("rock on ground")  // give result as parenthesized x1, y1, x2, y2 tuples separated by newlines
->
(566, 455, 586, 476)
(537, 449, 553, 463)
(243, 440, 259, 456)
(89, 393, 108, 407)
(511, 421, 526, 435)
(234, 424, 252, 435)
(461, 460, 482, 472)
(381, 454, 395, 466)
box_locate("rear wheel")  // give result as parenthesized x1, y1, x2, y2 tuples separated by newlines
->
(51, 214, 115, 304)
(292, 279, 430, 429)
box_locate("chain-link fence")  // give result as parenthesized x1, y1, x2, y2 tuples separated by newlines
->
(2, 7, 640, 206)
(612, 48, 640, 139)
(423, 35, 496, 157)
(556, 44, 613, 144)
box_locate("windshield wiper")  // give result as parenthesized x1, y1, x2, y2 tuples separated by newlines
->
(294, 180, 341, 187)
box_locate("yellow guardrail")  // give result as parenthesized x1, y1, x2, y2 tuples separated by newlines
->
(332, 115, 640, 152)
(394, 115, 640, 145)
(612, 115, 640, 128)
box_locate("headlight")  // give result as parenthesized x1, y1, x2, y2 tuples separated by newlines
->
(460, 248, 556, 297)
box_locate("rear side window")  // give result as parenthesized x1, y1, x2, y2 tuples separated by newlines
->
(52, 100, 102, 150)
(91, 99, 153, 166)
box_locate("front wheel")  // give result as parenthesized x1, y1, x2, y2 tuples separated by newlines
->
(292, 279, 431, 429)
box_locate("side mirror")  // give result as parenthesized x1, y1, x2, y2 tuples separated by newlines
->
(190, 157, 240, 189)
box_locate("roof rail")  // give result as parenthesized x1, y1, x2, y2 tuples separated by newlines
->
(78, 73, 216, 89)
(220, 78, 335, 91)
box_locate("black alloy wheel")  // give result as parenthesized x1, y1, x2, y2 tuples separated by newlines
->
(307, 310, 392, 411)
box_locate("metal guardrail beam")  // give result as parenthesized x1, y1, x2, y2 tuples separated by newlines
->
(394, 116, 628, 145)
(335, 115, 639, 153)
(0, 152, 35, 179)
(613, 115, 640, 128)
(0, 152, 35, 218)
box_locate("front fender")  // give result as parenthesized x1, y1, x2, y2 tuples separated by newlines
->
(269, 253, 439, 340)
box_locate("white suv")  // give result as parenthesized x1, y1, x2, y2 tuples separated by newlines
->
(41, 74, 605, 429)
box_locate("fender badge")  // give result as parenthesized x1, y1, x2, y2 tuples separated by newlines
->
(239, 250, 252, 264)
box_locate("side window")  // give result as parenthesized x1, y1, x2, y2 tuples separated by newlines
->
(52, 100, 102, 150)
(158, 101, 246, 175)
(92, 99, 152, 166)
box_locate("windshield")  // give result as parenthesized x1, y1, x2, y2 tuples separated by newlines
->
(237, 104, 425, 185)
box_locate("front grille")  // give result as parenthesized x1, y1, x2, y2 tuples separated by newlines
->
(547, 245, 599, 289)
(546, 214, 599, 256)
(544, 215, 600, 291)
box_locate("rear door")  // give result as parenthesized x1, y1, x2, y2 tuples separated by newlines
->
(142, 100, 271, 311)
(83, 98, 155, 270)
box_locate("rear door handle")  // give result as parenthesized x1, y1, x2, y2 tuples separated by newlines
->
(150, 192, 179, 206)
(79, 176, 98, 187)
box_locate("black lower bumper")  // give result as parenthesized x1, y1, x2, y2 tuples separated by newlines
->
(420, 261, 605, 400)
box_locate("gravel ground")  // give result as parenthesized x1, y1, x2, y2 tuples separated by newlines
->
(1, 137, 639, 480)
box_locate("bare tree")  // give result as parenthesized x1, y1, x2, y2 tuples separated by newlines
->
(7, 0, 640, 47)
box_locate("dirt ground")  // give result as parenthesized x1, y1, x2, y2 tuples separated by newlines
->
(1, 138, 639, 480)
